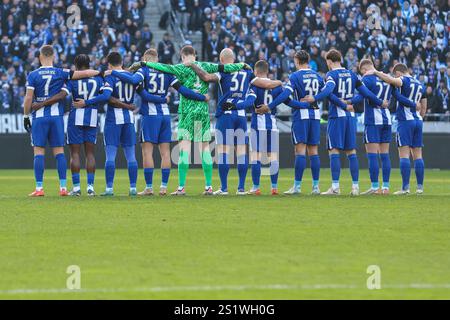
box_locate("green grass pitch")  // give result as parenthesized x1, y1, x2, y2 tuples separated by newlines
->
(0, 168, 449, 299)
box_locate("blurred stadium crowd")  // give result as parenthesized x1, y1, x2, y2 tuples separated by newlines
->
(0, 0, 150, 114)
(172, 0, 450, 117)
(0, 0, 450, 119)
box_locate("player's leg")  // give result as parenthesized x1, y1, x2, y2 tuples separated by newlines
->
(50, 117, 68, 196)
(69, 144, 82, 196)
(412, 120, 424, 194)
(362, 125, 381, 194)
(157, 115, 173, 195)
(249, 150, 261, 195)
(364, 144, 381, 194)
(200, 141, 214, 195)
(214, 116, 231, 195)
(308, 119, 321, 195)
(268, 149, 280, 196)
(174, 112, 192, 195)
(236, 143, 248, 194)
(29, 117, 48, 196)
(379, 142, 391, 195)
(378, 124, 392, 194)
(173, 139, 190, 195)
(285, 143, 306, 195)
(235, 116, 249, 194)
(397, 146, 411, 194)
(268, 130, 279, 195)
(66, 123, 81, 196)
(84, 141, 96, 196)
(346, 149, 359, 196)
(102, 123, 119, 196)
(198, 113, 213, 195)
(31, 147, 46, 196)
(215, 143, 230, 195)
(322, 118, 343, 195)
(345, 116, 359, 196)
(52, 146, 68, 195)
(140, 142, 154, 195)
(395, 121, 413, 195)
(139, 115, 158, 195)
(122, 123, 138, 196)
(285, 121, 306, 195)
(249, 129, 262, 195)
(159, 142, 171, 195)
(307, 144, 320, 194)
(412, 147, 424, 194)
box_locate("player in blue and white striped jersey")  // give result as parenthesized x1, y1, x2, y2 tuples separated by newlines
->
(244, 60, 283, 195)
(264, 51, 329, 195)
(96, 52, 140, 197)
(110, 49, 207, 196)
(349, 59, 419, 195)
(188, 49, 281, 196)
(374, 63, 427, 195)
(23, 45, 101, 197)
(301, 49, 388, 196)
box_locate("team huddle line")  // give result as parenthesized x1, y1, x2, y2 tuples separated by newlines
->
(23, 44, 426, 197)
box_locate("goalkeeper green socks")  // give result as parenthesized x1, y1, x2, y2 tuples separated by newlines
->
(178, 150, 190, 188)
(201, 151, 213, 187)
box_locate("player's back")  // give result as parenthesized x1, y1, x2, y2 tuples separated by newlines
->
(289, 69, 323, 121)
(27, 66, 71, 119)
(327, 68, 358, 118)
(250, 84, 282, 131)
(362, 74, 392, 125)
(140, 66, 176, 116)
(396, 75, 425, 121)
(216, 69, 254, 117)
(67, 76, 104, 127)
(105, 71, 136, 124)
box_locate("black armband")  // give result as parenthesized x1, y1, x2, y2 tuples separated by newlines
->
(172, 81, 181, 91)
(355, 79, 363, 88)
(69, 70, 75, 79)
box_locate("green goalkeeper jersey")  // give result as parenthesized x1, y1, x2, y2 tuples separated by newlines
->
(144, 61, 245, 114)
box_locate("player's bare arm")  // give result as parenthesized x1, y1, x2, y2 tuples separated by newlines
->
(256, 104, 270, 114)
(252, 78, 282, 89)
(72, 69, 102, 80)
(32, 90, 68, 111)
(420, 97, 428, 118)
(23, 88, 34, 132)
(23, 88, 34, 116)
(187, 63, 219, 83)
(374, 70, 403, 87)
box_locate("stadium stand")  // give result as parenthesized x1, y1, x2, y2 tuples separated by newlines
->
(0, 0, 149, 114)
(171, 0, 450, 119)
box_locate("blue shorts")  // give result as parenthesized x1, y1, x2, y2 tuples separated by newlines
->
(31, 116, 65, 148)
(140, 115, 172, 144)
(67, 124, 97, 145)
(364, 124, 392, 144)
(250, 129, 279, 153)
(396, 120, 423, 148)
(327, 116, 356, 150)
(104, 122, 136, 147)
(215, 114, 248, 146)
(292, 119, 320, 146)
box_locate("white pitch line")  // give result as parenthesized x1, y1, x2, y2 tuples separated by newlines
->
(1, 283, 450, 295)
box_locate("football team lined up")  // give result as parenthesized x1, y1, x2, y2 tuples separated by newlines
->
(23, 44, 427, 197)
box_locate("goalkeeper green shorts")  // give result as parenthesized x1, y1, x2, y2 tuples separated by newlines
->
(177, 112, 211, 142)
